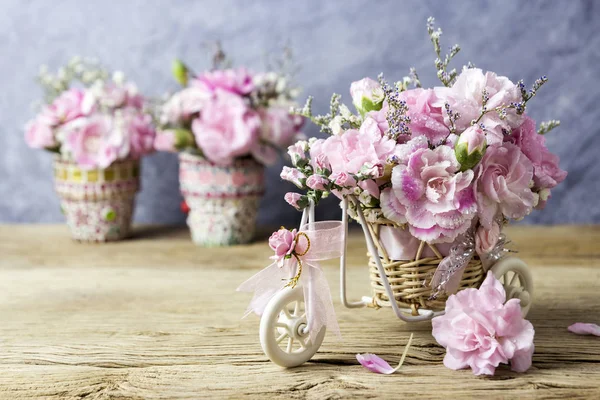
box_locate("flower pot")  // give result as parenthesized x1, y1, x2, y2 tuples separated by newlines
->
(179, 153, 265, 246)
(53, 158, 140, 242)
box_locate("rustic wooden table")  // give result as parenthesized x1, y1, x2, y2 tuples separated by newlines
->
(1, 224, 599, 399)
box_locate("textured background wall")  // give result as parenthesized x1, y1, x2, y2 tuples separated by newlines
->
(1, 0, 598, 227)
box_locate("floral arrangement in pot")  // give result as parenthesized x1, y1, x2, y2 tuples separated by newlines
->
(155, 47, 304, 246)
(25, 57, 156, 242)
(239, 18, 567, 374)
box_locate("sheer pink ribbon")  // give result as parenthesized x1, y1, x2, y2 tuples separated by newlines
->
(237, 221, 344, 342)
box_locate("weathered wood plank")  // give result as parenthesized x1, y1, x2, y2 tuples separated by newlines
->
(0, 225, 599, 399)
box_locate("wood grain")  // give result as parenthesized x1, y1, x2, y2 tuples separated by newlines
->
(0, 224, 599, 399)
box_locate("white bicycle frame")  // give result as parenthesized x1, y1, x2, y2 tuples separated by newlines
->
(299, 195, 443, 323)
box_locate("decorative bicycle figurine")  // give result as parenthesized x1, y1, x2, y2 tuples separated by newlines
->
(239, 195, 533, 368)
(239, 17, 564, 374)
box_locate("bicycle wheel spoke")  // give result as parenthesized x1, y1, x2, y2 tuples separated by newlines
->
(509, 272, 519, 286)
(275, 322, 289, 332)
(294, 301, 301, 316)
(286, 337, 294, 353)
(282, 307, 292, 319)
(276, 331, 289, 344)
(298, 336, 308, 349)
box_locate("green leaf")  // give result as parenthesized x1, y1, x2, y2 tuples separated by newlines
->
(171, 59, 189, 86)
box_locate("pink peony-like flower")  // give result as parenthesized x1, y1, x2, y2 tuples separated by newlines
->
(258, 107, 304, 148)
(399, 88, 448, 143)
(62, 116, 117, 169)
(432, 271, 535, 376)
(40, 88, 87, 126)
(161, 87, 209, 125)
(193, 67, 254, 96)
(385, 144, 476, 243)
(321, 116, 397, 175)
(474, 143, 535, 229)
(24, 118, 56, 149)
(475, 221, 501, 257)
(269, 228, 298, 267)
(306, 174, 329, 191)
(126, 112, 155, 159)
(192, 89, 261, 166)
(434, 68, 523, 145)
(504, 117, 567, 193)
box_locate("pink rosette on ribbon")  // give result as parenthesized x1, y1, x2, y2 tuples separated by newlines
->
(237, 221, 344, 342)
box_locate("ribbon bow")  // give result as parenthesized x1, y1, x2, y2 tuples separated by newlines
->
(237, 221, 344, 342)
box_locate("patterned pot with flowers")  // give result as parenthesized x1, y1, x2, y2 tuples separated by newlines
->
(24, 58, 155, 242)
(154, 47, 304, 246)
(179, 153, 264, 246)
(54, 158, 140, 242)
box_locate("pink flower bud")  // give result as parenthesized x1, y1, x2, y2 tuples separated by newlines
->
(455, 125, 487, 171)
(280, 166, 306, 188)
(306, 174, 329, 191)
(284, 192, 309, 210)
(350, 77, 384, 115)
(475, 221, 500, 256)
(330, 172, 357, 188)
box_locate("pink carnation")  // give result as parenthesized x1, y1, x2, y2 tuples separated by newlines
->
(193, 67, 254, 96)
(62, 116, 118, 169)
(435, 68, 523, 145)
(474, 143, 535, 229)
(40, 88, 87, 126)
(432, 271, 535, 376)
(258, 107, 303, 148)
(24, 118, 56, 149)
(505, 117, 567, 193)
(320, 116, 396, 175)
(399, 88, 448, 144)
(161, 87, 209, 125)
(126, 112, 156, 159)
(385, 143, 476, 243)
(192, 89, 261, 166)
(308, 138, 331, 172)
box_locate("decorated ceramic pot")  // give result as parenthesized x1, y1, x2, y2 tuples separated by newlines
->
(53, 158, 140, 242)
(179, 152, 265, 246)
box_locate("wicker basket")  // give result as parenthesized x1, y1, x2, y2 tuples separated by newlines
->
(179, 153, 265, 246)
(53, 158, 140, 242)
(363, 217, 485, 315)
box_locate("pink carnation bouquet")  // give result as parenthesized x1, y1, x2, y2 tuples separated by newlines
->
(154, 49, 303, 166)
(25, 57, 156, 168)
(287, 19, 566, 250)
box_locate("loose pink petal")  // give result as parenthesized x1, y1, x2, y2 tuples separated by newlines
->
(357, 333, 414, 374)
(568, 323, 600, 336)
(356, 353, 396, 374)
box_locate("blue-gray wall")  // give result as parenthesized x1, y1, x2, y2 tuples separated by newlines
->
(2, 0, 598, 227)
